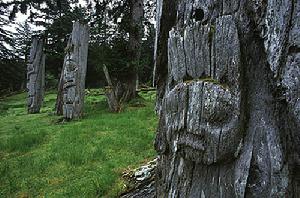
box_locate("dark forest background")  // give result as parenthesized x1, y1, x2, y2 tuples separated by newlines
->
(0, 0, 155, 95)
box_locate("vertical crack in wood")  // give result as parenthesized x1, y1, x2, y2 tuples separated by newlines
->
(27, 36, 45, 114)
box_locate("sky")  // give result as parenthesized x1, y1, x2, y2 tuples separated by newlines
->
(1, 0, 88, 53)
(4, 0, 88, 32)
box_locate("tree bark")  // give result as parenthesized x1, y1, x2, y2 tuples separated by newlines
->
(121, 0, 144, 101)
(154, 0, 300, 197)
(57, 21, 89, 120)
(27, 36, 45, 114)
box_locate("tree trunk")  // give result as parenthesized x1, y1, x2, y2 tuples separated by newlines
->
(57, 21, 89, 120)
(27, 36, 45, 114)
(154, 0, 300, 197)
(121, 0, 144, 101)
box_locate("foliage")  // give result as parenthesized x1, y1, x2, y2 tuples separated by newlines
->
(13, 21, 36, 60)
(88, 0, 156, 86)
(0, 90, 157, 197)
(0, 8, 14, 59)
(0, 59, 26, 95)
(45, 6, 89, 77)
(0, 0, 156, 94)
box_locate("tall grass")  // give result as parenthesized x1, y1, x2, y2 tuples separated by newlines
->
(0, 90, 157, 197)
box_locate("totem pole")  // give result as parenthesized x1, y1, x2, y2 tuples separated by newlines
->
(154, 0, 300, 197)
(57, 21, 89, 120)
(27, 36, 45, 114)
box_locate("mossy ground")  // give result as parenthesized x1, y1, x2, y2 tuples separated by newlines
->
(0, 90, 157, 197)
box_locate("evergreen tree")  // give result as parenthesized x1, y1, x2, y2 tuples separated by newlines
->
(0, 8, 14, 59)
(14, 21, 35, 60)
(0, 0, 155, 94)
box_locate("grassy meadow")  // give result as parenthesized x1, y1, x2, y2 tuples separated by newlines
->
(0, 90, 158, 197)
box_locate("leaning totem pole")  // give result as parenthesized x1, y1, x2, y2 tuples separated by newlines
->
(154, 0, 300, 197)
(57, 21, 89, 120)
(27, 36, 45, 114)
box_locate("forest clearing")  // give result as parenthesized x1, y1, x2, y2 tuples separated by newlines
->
(0, 0, 299, 197)
(0, 90, 157, 197)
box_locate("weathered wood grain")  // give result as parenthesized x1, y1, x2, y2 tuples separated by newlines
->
(27, 36, 45, 114)
(153, 0, 300, 197)
(57, 21, 89, 120)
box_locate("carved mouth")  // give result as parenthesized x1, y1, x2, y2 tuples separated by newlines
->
(176, 132, 207, 164)
(178, 132, 205, 151)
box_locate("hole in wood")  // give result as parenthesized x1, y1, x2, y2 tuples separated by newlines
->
(193, 8, 204, 22)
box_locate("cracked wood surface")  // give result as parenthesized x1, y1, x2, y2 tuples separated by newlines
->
(154, 0, 300, 197)
(27, 36, 45, 114)
(57, 21, 89, 120)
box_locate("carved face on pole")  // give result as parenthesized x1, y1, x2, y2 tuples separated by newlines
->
(63, 47, 78, 118)
(161, 5, 243, 165)
(61, 21, 89, 120)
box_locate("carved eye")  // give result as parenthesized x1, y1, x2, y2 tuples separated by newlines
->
(193, 8, 204, 22)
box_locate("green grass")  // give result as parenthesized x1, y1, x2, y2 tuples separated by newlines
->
(0, 90, 157, 197)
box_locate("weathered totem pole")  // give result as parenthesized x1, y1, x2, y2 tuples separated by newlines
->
(154, 0, 300, 197)
(56, 21, 89, 120)
(27, 36, 45, 114)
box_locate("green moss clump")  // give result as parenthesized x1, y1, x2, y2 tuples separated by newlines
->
(183, 76, 229, 89)
(208, 25, 216, 43)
